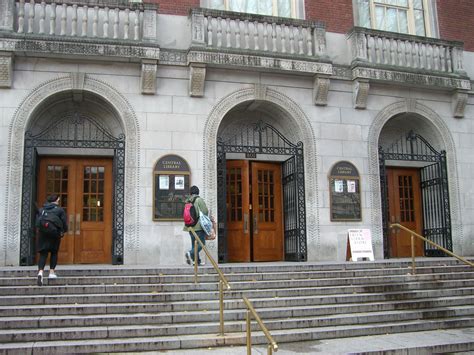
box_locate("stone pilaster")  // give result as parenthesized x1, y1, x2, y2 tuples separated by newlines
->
(452, 89, 468, 118)
(191, 9, 206, 46)
(353, 78, 370, 109)
(0, 0, 15, 31)
(140, 59, 157, 95)
(142, 4, 158, 42)
(313, 74, 330, 106)
(0, 51, 13, 88)
(189, 63, 206, 97)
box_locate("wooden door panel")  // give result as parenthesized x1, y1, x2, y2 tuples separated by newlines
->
(251, 162, 283, 261)
(387, 168, 424, 257)
(37, 157, 112, 264)
(226, 160, 250, 262)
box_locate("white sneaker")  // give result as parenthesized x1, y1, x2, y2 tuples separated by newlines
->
(49, 273, 58, 279)
(199, 261, 205, 266)
(37, 273, 43, 286)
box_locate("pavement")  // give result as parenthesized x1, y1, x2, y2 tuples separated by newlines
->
(107, 327, 474, 354)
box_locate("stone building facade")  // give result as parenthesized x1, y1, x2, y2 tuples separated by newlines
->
(0, 0, 472, 266)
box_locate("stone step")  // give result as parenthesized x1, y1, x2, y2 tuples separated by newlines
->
(1, 285, 474, 317)
(1, 294, 473, 330)
(1, 316, 474, 354)
(2, 278, 473, 306)
(1, 305, 473, 343)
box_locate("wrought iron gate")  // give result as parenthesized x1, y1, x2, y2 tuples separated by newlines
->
(379, 131, 452, 257)
(19, 113, 125, 265)
(216, 121, 306, 262)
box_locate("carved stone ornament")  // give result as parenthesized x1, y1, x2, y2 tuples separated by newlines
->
(313, 75, 330, 106)
(452, 90, 468, 118)
(0, 51, 13, 88)
(189, 63, 206, 97)
(188, 50, 333, 75)
(352, 66, 471, 91)
(71, 72, 86, 102)
(353, 79, 370, 109)
(140, 60, 157, 95)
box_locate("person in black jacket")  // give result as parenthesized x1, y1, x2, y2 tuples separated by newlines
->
(36, 194, 67, 286)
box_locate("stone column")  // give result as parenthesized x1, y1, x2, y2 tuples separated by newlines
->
(142, 3, 158, 42)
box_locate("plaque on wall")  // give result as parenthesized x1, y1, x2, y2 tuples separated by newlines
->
(153, 154, 191, 221)
(329, 161, 361, 221)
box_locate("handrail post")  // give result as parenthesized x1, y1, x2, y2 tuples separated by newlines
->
(194, 238, 198, 284)
(411, 233, 416, 275)
(246, 310, 251, 355)
(267, 344, 273, 355)
(219, 279, 224, 336)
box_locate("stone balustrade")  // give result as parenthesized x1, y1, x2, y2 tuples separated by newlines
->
(14, 0, 150, 41)
(348, 27, 465, 75)
(191, 8, 327, 58)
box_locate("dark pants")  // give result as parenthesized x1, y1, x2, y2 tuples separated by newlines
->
(189, 229, 206, 263)
(38, 250, 59, 271)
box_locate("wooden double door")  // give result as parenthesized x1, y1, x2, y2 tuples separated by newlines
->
(226, 160, 284, 262)
(386, 167, 424, 257)
(37, 157, 113, 264)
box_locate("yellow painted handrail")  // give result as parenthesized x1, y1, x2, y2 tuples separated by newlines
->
(243, 296, 278, 355)
(390, 223, 474, 274)
(189, 228, 230, 335)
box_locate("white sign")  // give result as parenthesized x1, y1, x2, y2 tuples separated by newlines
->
(348, 229, 374, 261)
(159, 175, 169, 190)
(174, 175, 185, 190)
(334, 179, 344, 193)
(347, 180, 356, 193)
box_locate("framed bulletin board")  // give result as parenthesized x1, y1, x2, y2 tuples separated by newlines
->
(153, 155, 191, 221)
(329, 161, 361, 221)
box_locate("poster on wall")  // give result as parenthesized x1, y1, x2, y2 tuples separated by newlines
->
(153, 155, 191, 221)
(329, 161, 362, 221)
(346, 229, 374, 261)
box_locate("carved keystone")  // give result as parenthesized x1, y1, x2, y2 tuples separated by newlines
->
(71, 72, 85, 102)
(189, 63, 206, 97)
(0, 51, 13, 88)
(141, 59, 157, 95)
(353, 78, 370, 109)
(313, 75, 330, 106)
(452, 89, 468, 118)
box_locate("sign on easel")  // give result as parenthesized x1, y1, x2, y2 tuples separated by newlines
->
(346, 229, 374, 261)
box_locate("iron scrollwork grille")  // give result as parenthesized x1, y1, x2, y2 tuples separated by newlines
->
(20, 113, 126, 265)
(217, 120, 307, 262)
(379, 130, 452, 258)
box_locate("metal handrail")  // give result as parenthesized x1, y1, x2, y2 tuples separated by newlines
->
(390, 223, 474, 275)
(189, 228, 230, 335)
(243, 296, 278, 355)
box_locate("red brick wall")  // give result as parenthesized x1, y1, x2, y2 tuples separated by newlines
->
(437, 0, 474, 51)
(145, 0, 199, 16)
(305, 0, 354, 33)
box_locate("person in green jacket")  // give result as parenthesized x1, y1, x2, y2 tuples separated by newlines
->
(183, 185, 208, 266)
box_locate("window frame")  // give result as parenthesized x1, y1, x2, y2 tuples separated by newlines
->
(355, 0, 437, 37)
(201, 0, 305, 19)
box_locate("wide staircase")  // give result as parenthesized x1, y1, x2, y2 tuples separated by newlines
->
(1, 258, 474, 354)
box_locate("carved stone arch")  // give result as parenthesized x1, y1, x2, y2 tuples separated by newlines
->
(3, 74, 140, 265)
(203, 85, 320, 260)
(367, 99, 462, 255)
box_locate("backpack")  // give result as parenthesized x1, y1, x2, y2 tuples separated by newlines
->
(37, 208, 63, 237)
(183, 197, 198, 227)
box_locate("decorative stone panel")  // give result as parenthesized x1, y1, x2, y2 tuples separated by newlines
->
(451, 90, 468, 118)
(0, 51, 13, 88)
(353, 78, 369, 109)
(313, 74, 330, 106)
(189, 63, 206, 97)
(140, 59, 157, 95)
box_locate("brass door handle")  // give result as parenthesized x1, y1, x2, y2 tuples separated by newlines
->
(75, 213, 81, 235)
(68, 214, 74, 235)
(253, 216, 258, 234)
(243, 213, 249, 234)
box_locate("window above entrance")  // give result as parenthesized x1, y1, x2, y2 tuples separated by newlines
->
(354, 0, 438, 37)
(201, 0, 305, 19)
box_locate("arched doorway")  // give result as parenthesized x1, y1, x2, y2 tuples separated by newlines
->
(19, 96, 125, 266)
(216, 117, 306, 263)
(379, 128, 452, 258)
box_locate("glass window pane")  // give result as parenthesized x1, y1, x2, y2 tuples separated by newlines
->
(414, 10, 426, 36)
(413, 0, 423, 9)
(357, 0, 371, 28)
(375, 6, 385, 30)
(278, 0, 291, 17)
(397, 0, 408, 6)
(209, 0, 225, 10)
(258, 0, 273, 16)
(398, 9, 408, 33)
(386, 8, 398, 31)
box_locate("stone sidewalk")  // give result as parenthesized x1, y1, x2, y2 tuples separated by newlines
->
(110, 327, 474, 354)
